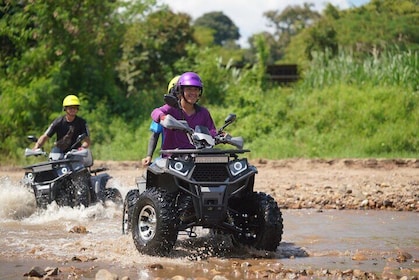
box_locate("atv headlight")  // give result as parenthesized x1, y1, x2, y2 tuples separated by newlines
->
(57, 166, 69, 176)
(169, 160, 192, 176)
(24, 172, 34, 183)
(229, 159, 247, 176)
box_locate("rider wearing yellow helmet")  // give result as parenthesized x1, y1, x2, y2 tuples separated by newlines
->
(141, 76, 180, 166)
(167, 75, 180, 96)
(62, 94, 81, 107)
(33, 94, 90, 152)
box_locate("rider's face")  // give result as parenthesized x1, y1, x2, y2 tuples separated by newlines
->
(182, 86, 201, 103)
(65, 106, 79, 116)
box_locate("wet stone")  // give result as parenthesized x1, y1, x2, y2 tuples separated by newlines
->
(95, 268, 118, 280)
(69, 225, 89, 234)
(148, 263, 164, 269)
(23, 266, 44, 277)
(396, 251, 413, 263)
(45, 266, 60, 276)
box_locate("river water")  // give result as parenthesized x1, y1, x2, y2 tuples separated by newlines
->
(0, 175, 418, 279)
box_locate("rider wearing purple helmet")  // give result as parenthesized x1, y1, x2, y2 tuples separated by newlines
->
(151, 72, 217, 152)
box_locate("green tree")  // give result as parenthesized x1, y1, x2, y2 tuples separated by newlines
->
(283, 0, 419, 65)
(337, 0, 419, 53)
(193, 25, 216, 47)
(194, 11, 240, 46)
(264, 3, 320, 49)
(306, 21, 338, 59)
(247, 32, 280, 64)
(0, 0, 150, 159)
(116, 9, 194, 108)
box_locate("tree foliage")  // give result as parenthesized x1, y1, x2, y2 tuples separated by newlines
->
(194, 11, 240, 46)
(247, 32, 279, 64)
(264, 3, 320, 47)
(284, 0, 419, 64)
(256, 2, 320, 63)
(332, 0, 419, 53)
(0, 0, 127, 159)
(117, 9, 194, 98)
(0, 0, 418, 162)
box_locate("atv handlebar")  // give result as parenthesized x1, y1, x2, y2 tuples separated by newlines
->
(161, 113, 243, 149)
(25, 133, 88, 158)
(25, 147, 89, 159)
(215, 134, 244, 149)
(24, 148, 47, 157)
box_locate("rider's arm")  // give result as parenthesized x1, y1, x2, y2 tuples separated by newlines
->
(80, 119, 90, 149)
(81, 136, 90, 149)
(142, 132, 160, 166)
(33, 134, 49, 150)
(151, 104, 172, 123)
(147, 132, 159, 157)
(33, 118, 58, 150)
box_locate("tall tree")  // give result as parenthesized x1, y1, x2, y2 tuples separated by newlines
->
(247, 32, 280, 64)
(116, 9, 194, 102)
(283, 0, 419, 66)
(0, 0, 149, 158)
(336, 0, 419, 53)
(264, 3, 320, 48)
(194, 11, 240, 46)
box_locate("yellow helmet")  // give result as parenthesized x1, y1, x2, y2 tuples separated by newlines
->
(167, 75, 181, 94)
(62, 95, 80, 107)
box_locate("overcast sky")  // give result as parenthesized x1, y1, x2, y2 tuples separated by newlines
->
(157, 0, 370, 47)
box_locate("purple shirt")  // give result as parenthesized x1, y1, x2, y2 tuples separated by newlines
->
(151, 104, 217, 151)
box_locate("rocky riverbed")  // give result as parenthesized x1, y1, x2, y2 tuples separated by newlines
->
(1, 158, 418, 279)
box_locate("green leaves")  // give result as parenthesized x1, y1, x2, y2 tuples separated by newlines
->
(194, 11, 240, 46)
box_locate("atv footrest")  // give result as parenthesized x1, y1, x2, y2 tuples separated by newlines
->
(90, 167, 108, 174)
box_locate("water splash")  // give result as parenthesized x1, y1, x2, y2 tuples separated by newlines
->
(0, 176, 36, 220)
(0, 175, 123, 223)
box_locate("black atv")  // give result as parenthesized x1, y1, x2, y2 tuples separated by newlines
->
(23, 134, 122, 209)
(123, 114, 283, 256)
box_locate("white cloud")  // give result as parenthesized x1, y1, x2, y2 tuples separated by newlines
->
(157, 0, 370, 47)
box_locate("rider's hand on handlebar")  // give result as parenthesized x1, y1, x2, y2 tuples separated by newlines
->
(142, 156, 152, 167)
(159, 114, 166, 122)
(215, 133, 230, 144)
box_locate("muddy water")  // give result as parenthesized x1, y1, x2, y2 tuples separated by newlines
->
(0, 176, 418, 279)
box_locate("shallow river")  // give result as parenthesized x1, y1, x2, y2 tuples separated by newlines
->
(0, 176, 418, 279)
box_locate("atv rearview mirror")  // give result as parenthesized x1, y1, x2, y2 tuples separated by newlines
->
(27, 135, 38, 143)
(224, 114, 236, 125)
(218, 114, 236, 134)
(70, 133, 87, 150)
(76, 133, 86, 142)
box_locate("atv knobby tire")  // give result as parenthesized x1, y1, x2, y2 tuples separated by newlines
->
(131, 187, 178, 256)
(105, 188, 123, 205)
(122, 189, 139, 234)
(229, 192, 283, 251)
(72, 170, 92, 207)
(54, 180, 73, 207)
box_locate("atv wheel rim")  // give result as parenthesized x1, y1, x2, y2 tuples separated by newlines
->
(122, 205, 128, 234)
(138, 205, 157, 241)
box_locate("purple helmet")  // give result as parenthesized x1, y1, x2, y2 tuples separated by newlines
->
(178, 72, 203, 89)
